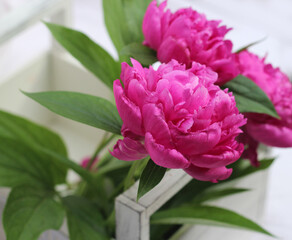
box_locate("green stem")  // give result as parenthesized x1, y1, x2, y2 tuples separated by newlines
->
(86, 133, 116, 170)
(76, 133, 116, 196)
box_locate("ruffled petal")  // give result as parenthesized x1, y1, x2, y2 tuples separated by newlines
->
(247, 121, 292, 147)
(127, 79, 148, 108)
(142, 103, 173, 148)
(131, 58, 146, 79)
(121, 125, 144, 141)
(157, 36, 191, 66)
(120, 62, 134, 89)
(145, 132, 190, 168)
(174, 123, 221, 155)
(111, 137, 148, 161)
(190, 142, 244, 168)
(113, 80, 144, 135)
(142, 0, 162, 50)
(184, 164, 232, 183)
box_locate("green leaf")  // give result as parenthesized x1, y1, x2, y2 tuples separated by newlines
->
(0, 137, 57, 188)
(121, 43, 158, 66)
(121, 0, 153, 43)
(0, 112, 95, 186)
(103, 0, 153, 60)
(151, 206, 273, 237)
(0, 110, 67, 184)
(39, 147, 96, 185)
(159, 159, 274, 212)
(103, 0, 130, 54)
(137, 159, 167, 201)
(223, 75, 279, 118)
(150, 158, 275, 239)
(23, 91, 123, 135)
(236, 37, 266, 53)
(45, 22, 120, 89)
(0, 110, 67, 155)
(3, 187, 65, 240)
(229, 158, 275, 181)
(62, 196, 108, 240)
(97, 160, 132, 176)
(0, 136, 93, 188)
(192, 188, 250, 204)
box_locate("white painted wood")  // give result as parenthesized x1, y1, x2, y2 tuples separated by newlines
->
(50, 0, 72, 53)
(115, 169, 270, 240)
(0, 0, 71, 45)
(115, 170, 192, 240)
(178, 171, 269, 240)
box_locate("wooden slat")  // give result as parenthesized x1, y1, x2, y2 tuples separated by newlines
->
(115, 169, 192, 240)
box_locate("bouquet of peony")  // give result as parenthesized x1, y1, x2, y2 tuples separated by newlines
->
(1, 1, 291, 239)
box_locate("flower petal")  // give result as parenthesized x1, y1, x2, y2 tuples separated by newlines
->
(131, 58, 146, 79)
(184, 164, 232, 182)
(174, 123, 221, 155)
(247, 121, 292, 147)
(190, 142, 244, 168)
(113, 80, 144, 135)
(142, 103, 173, 148)
(145, 132, 190, 169)
(111, 137, 148, 161)
(142, 0, 162, 50)
(157, 36, 191, 66)
(127, 79, 148, 108)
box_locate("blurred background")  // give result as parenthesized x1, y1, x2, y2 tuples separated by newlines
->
(0, 0, 291, 239)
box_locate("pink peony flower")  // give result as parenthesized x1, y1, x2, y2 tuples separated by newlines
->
(80, 156, 99, 171)
(236, 51, 292, 154)
(142, 0, 238, 85)
(111, 59, 246, 182)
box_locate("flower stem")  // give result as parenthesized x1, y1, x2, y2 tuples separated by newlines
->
(86, 133, 116, 170)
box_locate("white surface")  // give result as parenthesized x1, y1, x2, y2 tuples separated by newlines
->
(116, 170, 192, 240)
(0, 0, 291, 239)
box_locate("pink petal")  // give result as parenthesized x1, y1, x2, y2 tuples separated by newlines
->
(113, 80, 144, 135)
(146, 66, 159, 91)
(80, 157, 99, 170)
(121, 125, 144, 141)
(127, 79, 148, 108)
(190, 142, 244, 168)
(174, 123, 221, 155)
(157, 88, 174, 117)
(247, 121, 292, 147)
(142, 104, 173, 148)
(163, 14, 191, 40)
(111, 137, 148, 161)
(184, 164, 232, 182)
(157, 36, 191, 66)
(142, 1, 162, 50)
(185, 86, 209, 112)
(120, 62, 133, 89)
(145, 132, 190, 169)
(131, 58, 146, 79)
